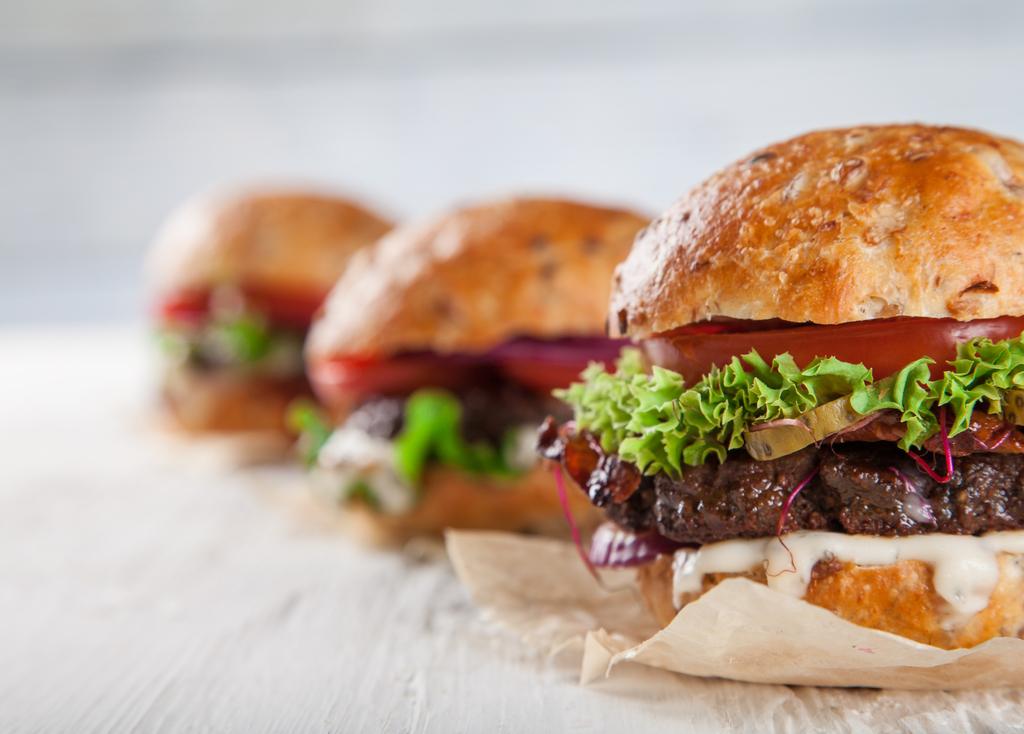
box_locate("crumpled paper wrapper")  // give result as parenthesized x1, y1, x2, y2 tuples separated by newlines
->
(446, 531, 1024, 690)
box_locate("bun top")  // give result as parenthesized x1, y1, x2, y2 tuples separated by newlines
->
(610, 124, 1024, 338)
(148, 189, 393, 298)
(308, 197, 648, 358)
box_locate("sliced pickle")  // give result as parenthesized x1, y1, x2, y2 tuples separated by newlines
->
(1003, 389, 1024, 425)
(744, 378, 892, 461)
(744, 396, 860, 460)
(744, 422, 817, 461)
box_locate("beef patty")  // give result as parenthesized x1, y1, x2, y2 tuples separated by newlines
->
(344, 382, 570, 446)
(538, 420, 1024, 544)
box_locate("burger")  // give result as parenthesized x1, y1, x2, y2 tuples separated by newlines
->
(539, 125, 1024, 650)
(298, 196, 649, 544)
(149, 189, 392, 440)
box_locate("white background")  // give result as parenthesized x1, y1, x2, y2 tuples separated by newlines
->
(5, 4, 1024, 731)
(4, 0, 1024, 322)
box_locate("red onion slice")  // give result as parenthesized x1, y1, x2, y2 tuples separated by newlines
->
(587, 523, 683, 568)
(487, 337, 627, 366)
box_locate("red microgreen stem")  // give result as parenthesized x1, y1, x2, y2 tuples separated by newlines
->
(774, 467, 820, 538)
(904, 407, 954, 483)
(768, 466, 820, 578)
(551, 463, 600, 583)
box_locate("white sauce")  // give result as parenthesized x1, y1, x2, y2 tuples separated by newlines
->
(671, 530, 1024, 620)
(314, 427, 414, 514)
(313, 422, 541, 512)
(504, 424, 542, 474)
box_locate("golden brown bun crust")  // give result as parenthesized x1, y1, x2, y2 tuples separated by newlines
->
(161, 365, 308, 435)
(149, 189, 393, 298)
(612, 125, 1024, 337)
(337, 463, 602, 546)
(637, 553, 1024, 649)
(308, 197, 649, 358)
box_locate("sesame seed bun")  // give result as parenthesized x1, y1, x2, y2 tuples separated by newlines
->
(611, 124, 1024, 337)
(149, 189, 392, 299)
(308, 196, 649, 359)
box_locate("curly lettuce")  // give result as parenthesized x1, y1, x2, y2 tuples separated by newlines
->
(209, 315, 275, 362)
(289, 390, 523, 485)
(159, 314, 303, 374)
(393, 390, 519, 484)
(558, 333, 1024, 476)
(287, 400, 334, 468)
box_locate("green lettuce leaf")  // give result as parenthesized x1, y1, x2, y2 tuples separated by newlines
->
(290, 390, 523, 485)
(287, 400, 333, 467)
(393, 390, 518, 484)
(345, 480, 380, 509)
(210, 315, 274, 362)
(158, 313, 303, 371)
(557, 333, 1024, 476)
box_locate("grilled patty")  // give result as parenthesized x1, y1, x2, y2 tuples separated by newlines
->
(538, 420, 1024, 544)
(345, 382, 570, 445)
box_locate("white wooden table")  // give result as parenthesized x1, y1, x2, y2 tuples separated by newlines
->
(3, 326, 1023, 733)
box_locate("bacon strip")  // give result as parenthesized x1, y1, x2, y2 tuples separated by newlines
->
(833, 410, 1024, 456)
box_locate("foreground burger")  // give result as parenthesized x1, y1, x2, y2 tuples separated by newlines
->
(298, 197, 648, 543)
(149, 189, 391, 438)
(540, 125, 1024, 649)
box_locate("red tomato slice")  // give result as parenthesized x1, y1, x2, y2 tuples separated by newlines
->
(498, 360, 598, 394)
(309, 354, 489, 406)
(645, 316, 1024, 384)
(490, 338, 626, 393)
(157, 290, 209, 325)
(312, 338, 627, 405)
(242, 286, 326, 329)
(156, 285, 326, 330)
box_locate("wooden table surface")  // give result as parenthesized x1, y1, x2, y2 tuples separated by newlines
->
(3, 326, 1023, 733)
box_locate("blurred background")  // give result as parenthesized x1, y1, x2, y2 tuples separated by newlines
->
(4, 0, 1023, 324)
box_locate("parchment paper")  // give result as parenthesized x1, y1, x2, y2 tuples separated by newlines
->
(446, 531, 1024, 690)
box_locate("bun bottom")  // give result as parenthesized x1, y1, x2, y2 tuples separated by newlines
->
(161, 365, 307, 435)
(332, 463, 603, 546)
(637, 552, 1024, 649)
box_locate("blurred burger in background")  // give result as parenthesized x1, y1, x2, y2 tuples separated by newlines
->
(541, 125, 1024, 649)
(295, 196, 648, 544)
(148, 189, 392, 447)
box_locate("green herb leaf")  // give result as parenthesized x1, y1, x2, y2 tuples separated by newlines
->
(159, 314, 301, 372)
(345, 480, 380, 509)
(393, 390, 516, 484)
(211, 315, 274, 363)
(287, 399, 333, 467)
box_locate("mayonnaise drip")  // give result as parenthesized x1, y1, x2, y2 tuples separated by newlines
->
(314, 426, 414, 514)
(504, 425, 543, 473)
(671, 530, 1024, 619)
(312, 423, 541, 514)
